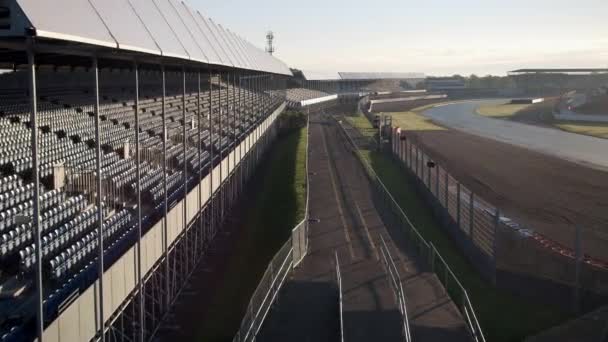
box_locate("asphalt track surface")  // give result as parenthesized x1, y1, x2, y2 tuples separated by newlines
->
(258, 112, 470, 341)
(423, 100, 608, 171)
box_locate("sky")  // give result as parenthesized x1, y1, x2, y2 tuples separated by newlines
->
(193, 0, 608, 76)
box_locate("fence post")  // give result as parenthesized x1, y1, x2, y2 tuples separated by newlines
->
(427, 159, 431, 187)
(574, 225, 582, 314)
(493, 208, 500, 285)
(456, 182, 461, 228)
(435, 165, 439, 197)
(469, 192, 475, 237)
(408, 142, 412, 168)
(444, 172, 449, 209)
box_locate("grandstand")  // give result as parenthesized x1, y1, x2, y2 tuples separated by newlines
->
(295, 71, 426, 94)
(0, 0, 290, 341)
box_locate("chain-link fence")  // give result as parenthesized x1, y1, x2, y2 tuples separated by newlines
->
(391, 127, 608, 311)
(393, 133, 498, 280)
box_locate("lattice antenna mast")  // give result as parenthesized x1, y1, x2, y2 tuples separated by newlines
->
(265, 31, 275, 55)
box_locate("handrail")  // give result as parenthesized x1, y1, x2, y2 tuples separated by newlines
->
(379, 235, 412, 342)
(335, 251, 344, 342)
(335, 116, 486, 342)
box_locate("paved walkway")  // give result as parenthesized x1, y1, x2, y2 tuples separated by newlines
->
(258, 111, 470, 341)
(423, 100, 608, 171)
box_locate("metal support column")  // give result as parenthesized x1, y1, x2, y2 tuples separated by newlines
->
(181, 67, 188, 274)
(92, 56, 105, 342)
(219, 72, 224, 224)
(239, 74, 243, 193)
(134, 62, 144, 342)
(197, 70, 202, 258)
(28, 41, 44, 342)
(208, 67, 214, 240)
(161, 64, 170, 311)
(232, 72, 237, 202)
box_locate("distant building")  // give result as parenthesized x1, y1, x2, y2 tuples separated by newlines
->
(425, 77, 466, 91)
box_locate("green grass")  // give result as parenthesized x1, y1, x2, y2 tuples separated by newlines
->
(555, 122, 608, 139)
(383, 103, 446, 131)
(476, 103, 532, 118)
(197, 124, 308, 342)
(346, 112, 571, 342)
(478, 100, 608, 140)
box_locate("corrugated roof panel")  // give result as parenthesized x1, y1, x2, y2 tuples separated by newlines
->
(216, 24, 246, 69)
(235, 34, 259, 71)
(207, 19, 240, 69)
(16, 0, 116, 48)
(226, 30, 253, 69)
(254, 44, 272, 73)
(242, 39, 262, 72)
(302, 70, 341, 80)
(128, 0, 189, 59)
(90, 0, 160, 54)
(152, 0, 207, 62)
(223, 29, 250, 69)
(192, 11, 232, 67)
(174, 1, 223, 66)
(12, 0, 292, 76)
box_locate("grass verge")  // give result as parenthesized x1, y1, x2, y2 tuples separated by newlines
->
(345, 111, 570, 342)
(197, 124, 308, 342)
(378, 103, 446, 131)
(479, 99, 608, 140)
(476, 103, 532, 118)
(555, 122, 608, 139)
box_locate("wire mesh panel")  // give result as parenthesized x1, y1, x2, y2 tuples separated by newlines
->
(446, 174, 459, 222)
(471, 196, 496, 257)
(437, 166, 447, 208)
(459, 185, 472, 236)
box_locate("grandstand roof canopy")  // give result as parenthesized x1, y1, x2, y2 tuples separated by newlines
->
(301, 70, 426, 81)
(509, 68, 608, 75)
(0, 0, 291, 75)
(300, 70, 341, 81)
(338, 72, 425, 80)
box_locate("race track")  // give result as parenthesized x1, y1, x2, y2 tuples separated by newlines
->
(423, 100, 608, 170)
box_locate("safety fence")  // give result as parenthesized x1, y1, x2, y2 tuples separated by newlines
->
(393, 134, 497, 279)
(232, 116, 310, 342)
(335, 252, 344, 342)
(390, 127, 608, 311)
(336, 118, 486, 342)
(378, 235, 412, 342)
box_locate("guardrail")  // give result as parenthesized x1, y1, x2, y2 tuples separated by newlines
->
(233, 114, 310, 342)
(378, 235, 412, 342)
(335, 116, 486, 342)
(335, 252, 344, 342)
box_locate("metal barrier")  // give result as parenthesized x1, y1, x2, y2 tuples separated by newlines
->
(392, 127, 608, 310)
(336, 117, 486, 342)
(233, 115, 311, 342)
(378, 235, 412, 342)
(335, 252, 344, 342)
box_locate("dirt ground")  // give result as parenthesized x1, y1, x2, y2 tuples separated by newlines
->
(403, 127, 608, 261)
